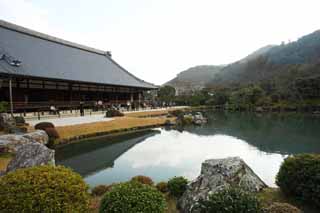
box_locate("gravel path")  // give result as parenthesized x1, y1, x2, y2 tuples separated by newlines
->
(28, 114, 113, 127)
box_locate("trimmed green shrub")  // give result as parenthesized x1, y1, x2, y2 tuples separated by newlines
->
(170, 109, 184, 117)
(99, 181, 167, 213)
(0, 101, 8, 113)
(156, 181, 168, 193)
(91, 184, 115, 197)
(0, 165, 90, 212)
(264, 202, 301, 213)
(14, 116, 26, 125)
(34, 122, 55, 130)
(42, 127, 59, 148)
(167, 176, 188, 197)
(276, 154, 320, 207)
(131, 175, 154, 186)
(105, 109, 124, 117)
(199, 187, 262, 213)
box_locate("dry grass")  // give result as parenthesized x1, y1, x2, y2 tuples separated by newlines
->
(0, 153, 13, 172)
(126, 109, 171, 117)
(258, 188, 319, 213)
(56, 116, 172, 141)
(165, 193, 179, 213)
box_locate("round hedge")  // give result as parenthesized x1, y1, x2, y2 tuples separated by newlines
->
(167, 176, 188, 197)
(99, 181, 167, 213)
(131, 175, 154, 186)
(91, 184, 115, 197)
(156, 181, 169, 193)
(264, 202, 301, 213)
(199, 187, 262, 213)
(276, 154, 320, 207)
(34, 122, 55, 130)
(0, 165, 90, 212)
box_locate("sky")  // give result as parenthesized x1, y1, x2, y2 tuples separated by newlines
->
(1, 0, 320, 85)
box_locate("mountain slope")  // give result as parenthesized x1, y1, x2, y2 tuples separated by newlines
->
(165, 65, 224, 94)
(208, 30, 320, 88)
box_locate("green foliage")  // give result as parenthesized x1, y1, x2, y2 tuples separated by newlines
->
(105, 109, 124, 117)
(264, 202, 301, 213)
(91, 184, 115, 197)
(180, 115, 193, 126)
(131, 175, 154, 186)
(169, 109, 184, 117)
(198, 187, 262, 213)
(34, 122, 55, 130)
(14, 116, 26, 125)
(276, 154, 320, 207)
(99, 181, 167, 213)
(0, 101, 8, 113)
(158, 86, 176, 103)
(167, 176, 188, 197)
(210, 90, 229, 105)
(229, 85, 264, 108)
(0, 165, 90, 212)
(156, 181, 169, 193)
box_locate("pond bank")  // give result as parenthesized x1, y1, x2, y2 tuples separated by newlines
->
(54, 109, 180, 146)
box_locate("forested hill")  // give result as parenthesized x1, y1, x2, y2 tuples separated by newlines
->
(164, 65, 223, 94)
(208, 29, 320, 88)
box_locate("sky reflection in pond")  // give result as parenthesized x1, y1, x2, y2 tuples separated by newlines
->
(56, 112, 320, 188)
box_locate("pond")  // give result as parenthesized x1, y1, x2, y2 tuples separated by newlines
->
(55, 112, 320, 188)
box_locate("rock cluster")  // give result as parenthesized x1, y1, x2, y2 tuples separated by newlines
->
(6, 143, 55, 172)
(0, 130, 49, 152)
(0, 130, 54, 175)
(192, 112, 207, 125)
(177, 112, 207, 126)
(178, 157, 267, 213)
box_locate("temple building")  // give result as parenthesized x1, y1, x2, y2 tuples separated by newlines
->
(0, 20, 157, 112)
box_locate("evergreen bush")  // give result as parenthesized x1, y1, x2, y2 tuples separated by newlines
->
(34, 122, 55, 130)
(99, 181, 167, 213)
(91, 184, 115, 197)
(198, 187, 262, 213)
(105, 109, 124, 117)
(276, 154, 320, 207)
(14, 116, 26, 125)
(167, 176, 188, 197)
(131, 175, 154, 186)
(156, 181, 169, 193)
(0, 165, 90, 212)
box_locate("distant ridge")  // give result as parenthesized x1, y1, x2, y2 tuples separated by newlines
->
(164, 65, 224, 95)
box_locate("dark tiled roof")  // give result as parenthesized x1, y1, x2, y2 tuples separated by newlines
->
(0, 20, 157, 89)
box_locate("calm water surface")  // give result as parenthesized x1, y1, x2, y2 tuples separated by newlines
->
(56, 112, 320, 187)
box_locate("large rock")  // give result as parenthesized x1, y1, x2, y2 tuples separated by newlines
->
(22, 130, 49, 145)
(178, 157, 267, 213)
(0, 135, 30, 153)
(0, 130, 48, 152)
(6, 143, 55, 173)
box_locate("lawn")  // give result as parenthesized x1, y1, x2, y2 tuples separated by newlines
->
(56, 115, 174, 143)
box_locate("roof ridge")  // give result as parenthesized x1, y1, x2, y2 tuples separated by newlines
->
(0, 19, 108, 56)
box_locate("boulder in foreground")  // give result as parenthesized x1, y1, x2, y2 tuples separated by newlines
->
(178, 157, 267, 212)
(6, 143, 55, 173)
(0, 130, 48, 153)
